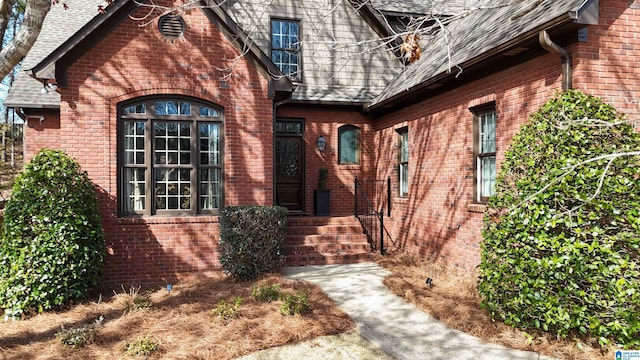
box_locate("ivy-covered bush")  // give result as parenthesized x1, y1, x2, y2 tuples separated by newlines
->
(219, 206, 288, 281)
(479, 90, 640, 348)
(0, 150, 105, 318)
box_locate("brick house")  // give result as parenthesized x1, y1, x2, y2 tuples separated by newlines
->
(5, 0, 638, 287)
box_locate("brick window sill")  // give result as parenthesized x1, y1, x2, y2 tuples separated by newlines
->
(467, 203, 487, 213)
(117, 215, 220, 225)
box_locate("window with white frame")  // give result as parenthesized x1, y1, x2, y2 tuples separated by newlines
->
(119, 97, 223, 216)
(398, 127, 409, 197)
(474, 107, 496, 203)
(338, 125, 360, 165)
(271, 18, 301, 80)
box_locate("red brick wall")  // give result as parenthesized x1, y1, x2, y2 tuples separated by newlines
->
(573, 0, 640, 123)
(26, 2, 274, 288)
(277, 105, 375, 215)
(374, 51, 566, 271)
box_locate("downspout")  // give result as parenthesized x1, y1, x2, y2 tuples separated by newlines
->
(539, 30, 572, 90)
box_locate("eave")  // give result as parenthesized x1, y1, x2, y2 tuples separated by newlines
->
(28, 0, 294, 97)
(365, 0, 599, 114)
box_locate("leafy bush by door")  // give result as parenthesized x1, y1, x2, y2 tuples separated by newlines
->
(479, 90, 640, 348)
(0, 150, 105, 318)
(219, 206, 288, 281)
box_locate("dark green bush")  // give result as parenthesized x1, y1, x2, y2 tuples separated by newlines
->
(219, 206, 288, 281)
(479, 90, 640, 348)
(0, 150, 105, 318)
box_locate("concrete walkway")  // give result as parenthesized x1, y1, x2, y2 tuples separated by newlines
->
(279, 262, 554, 360)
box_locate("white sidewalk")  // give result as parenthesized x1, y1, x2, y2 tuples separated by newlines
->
(282, 262, 555, 360)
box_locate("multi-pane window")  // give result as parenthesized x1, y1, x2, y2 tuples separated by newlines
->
(338, 125, 360, 165)
(120, 98, 223, 216)
(271, 19, 300, 79)
(474, 108, 496, 202)
(398, 128, 409, 197)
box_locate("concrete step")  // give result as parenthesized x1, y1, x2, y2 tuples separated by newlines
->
(284, 216, 372, 266)
(286, 224, 364, 236)
(284, 252, 375, 266)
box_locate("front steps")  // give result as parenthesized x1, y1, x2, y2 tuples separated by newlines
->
(284, 216, 375, 266)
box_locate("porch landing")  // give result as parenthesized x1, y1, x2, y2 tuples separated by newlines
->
(284, 216, 375, 266)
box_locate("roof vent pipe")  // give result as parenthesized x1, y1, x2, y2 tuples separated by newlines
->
(539, 30, 572, 90)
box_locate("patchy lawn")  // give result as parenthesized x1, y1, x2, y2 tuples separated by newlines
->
(377, 251, 618, 360)
(0, 273, 353, 359)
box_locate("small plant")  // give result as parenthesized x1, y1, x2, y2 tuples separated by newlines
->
(279, 290, 311, 316)
(123, 336, 158, 357)
(212, 296, 243, 323)
(318, 168, 328, 190)
(56, 316, 104, 349)
(252, 282, 281, 302)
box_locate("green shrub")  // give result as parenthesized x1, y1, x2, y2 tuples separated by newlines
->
(212, 296, 243, 323)
(0, 150, 105, 319)
(252, 281, 281, 302)
(279, 290, 311, 316)
(479, 90, 640, 348)
(123, 336, 159, 357)
(56, 316, 104, 348)
(219, 206, 288, 281)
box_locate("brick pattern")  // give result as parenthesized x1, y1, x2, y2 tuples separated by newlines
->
(277, 105, 375, 215)
(25, 1, 274, 288)
(374, 52, 564, 271)
(21, 0, 640, 285)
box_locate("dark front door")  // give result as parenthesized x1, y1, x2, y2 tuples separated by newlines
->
(276, 135, 304, 211)
(275, 119, 305, 211)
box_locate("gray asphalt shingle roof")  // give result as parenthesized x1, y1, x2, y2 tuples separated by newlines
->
(370, 0, 590, 107)
(370, 0, 473, 16)
(4, 1, 103, 108)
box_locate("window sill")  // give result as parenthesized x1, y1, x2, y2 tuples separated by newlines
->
(393, 197, 409, 204)
(467, 203, 487, 213)
(117, 215, 220, 225)
(338, 164, 361, 170)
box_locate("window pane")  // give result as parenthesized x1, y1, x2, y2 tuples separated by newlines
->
(124, 104, 146, 114)
(481, 112, 496, 153)
(400, 163, 409, 196)
(339, 128, 359, 164)
(199, 106, 220, 117)
(124, 121, 145, 165)
(199, 123, 220, 165)
(200, 168, 221, 210)
(154, 101, 190, 115)
(124, 168, 146, 212)
(154, 122, 191, 165)
(481, 156, 496, 197)
(155, 168, 191, 210)
(401, 132, 409, 162)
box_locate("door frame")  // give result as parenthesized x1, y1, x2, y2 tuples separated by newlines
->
(274, 118, 305, 212)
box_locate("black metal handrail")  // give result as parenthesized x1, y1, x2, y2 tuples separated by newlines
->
(354, 177, 391, 255)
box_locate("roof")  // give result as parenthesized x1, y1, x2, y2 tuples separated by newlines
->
(369, 0, 472, 16)
(368, 0, 598, 110)
(4, 1, 103, 108)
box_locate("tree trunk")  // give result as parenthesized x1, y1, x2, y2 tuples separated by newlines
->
(0, 0, 50, 80)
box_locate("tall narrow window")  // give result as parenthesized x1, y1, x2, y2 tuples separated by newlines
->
(474, 107, 496, 202)
(120, 97, 223, 216)
(398, 127, 409, 197)
(338, 125, 360, 165)
(271, 19, 301, 80)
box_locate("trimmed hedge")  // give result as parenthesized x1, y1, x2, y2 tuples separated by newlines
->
(0, 150, 105, 318)
(479, 90, 640, 347)
(219, 206, 288, 281)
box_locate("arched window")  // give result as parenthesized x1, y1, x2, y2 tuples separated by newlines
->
(338, 125, 360, 165)
(119, 97, 223, 216)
